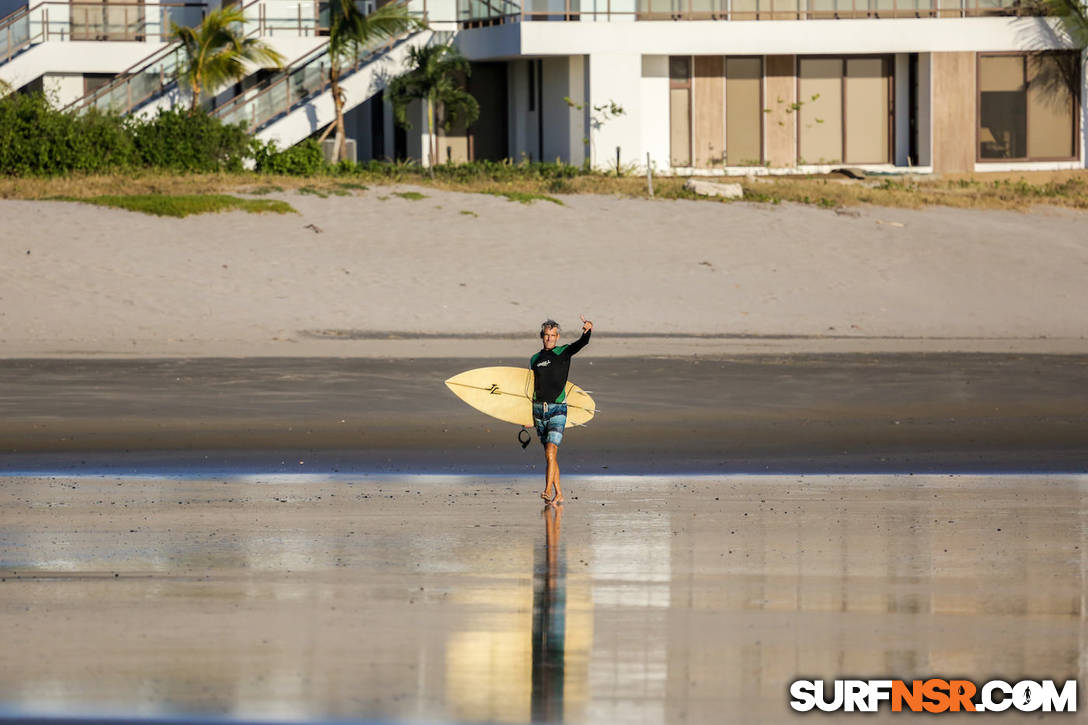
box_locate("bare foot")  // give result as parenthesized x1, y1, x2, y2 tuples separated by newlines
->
(541, 491, 553, 502)
(552, 493, 564, 505)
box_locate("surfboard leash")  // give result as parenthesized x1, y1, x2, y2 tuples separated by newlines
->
(518, 428, 532, 449)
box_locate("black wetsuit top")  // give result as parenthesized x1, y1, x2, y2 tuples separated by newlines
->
(530, 330, 591, 403)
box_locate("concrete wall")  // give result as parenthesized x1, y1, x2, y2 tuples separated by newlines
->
(931, 51, 975, 174)
(764, 55, 795, 167)
(587, 52, 641, 170)
(40, 73, 84, 106)
(504, 17, 1079, 58)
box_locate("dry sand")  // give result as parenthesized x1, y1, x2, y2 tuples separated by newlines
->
(2, 189, 1087, 358)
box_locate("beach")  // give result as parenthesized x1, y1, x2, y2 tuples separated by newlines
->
(1, 191, 1087, 723)
(2, 191, 1087, 357)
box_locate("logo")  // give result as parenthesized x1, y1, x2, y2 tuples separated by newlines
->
(486, 384, 501, 395)
(789, 679, 1077, 713)
(535, 360, 551, 368)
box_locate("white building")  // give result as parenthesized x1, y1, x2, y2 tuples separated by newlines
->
(1, 0, 1084, 174)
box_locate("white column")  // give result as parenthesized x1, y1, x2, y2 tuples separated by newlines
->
(641, 55, 669, 174)
(568, 54, 587, 166)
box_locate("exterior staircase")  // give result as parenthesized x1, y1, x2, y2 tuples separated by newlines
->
(214, 28, 436, 148)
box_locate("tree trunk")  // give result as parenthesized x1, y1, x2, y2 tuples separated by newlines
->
(325, 63, 345, 163)
(190, 74, 201, 113)
(426, 93, 435, 177)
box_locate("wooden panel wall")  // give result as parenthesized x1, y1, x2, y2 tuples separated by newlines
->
(764, 55, 796, 167)
(932, 52, 976, 174)
(693, 56, 725, 168)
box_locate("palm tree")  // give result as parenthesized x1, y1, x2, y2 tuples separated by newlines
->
(1029, 0, 1086, 99)
(387, 43, 479, 169)
(318, 0, 425, 163)
(172, 6, 285, 112)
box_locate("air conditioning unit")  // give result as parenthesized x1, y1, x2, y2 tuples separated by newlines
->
(321, 138, 357, 163)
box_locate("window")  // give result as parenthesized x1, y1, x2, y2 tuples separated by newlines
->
(725, 57, 762, 166)
(979, 53, 1078, 161)
(670, 56, 692, 167)
(798, 56, 891, 165)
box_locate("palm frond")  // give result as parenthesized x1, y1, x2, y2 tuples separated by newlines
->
(389, 43, 478, 131)
(328, 1, 424, 62)
(171, 6, 285, 108)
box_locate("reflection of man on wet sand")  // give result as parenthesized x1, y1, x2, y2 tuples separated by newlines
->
(530, 316, 593, 505)
(531, 504, 565, 723)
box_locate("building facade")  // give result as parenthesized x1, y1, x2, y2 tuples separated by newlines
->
(450, 6, 1086, 174)
(1, 0, 1084, 174)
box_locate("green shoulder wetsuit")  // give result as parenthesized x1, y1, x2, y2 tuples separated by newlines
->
(530, 330, 591, 403)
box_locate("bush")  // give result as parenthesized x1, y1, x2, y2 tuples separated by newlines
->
(0, 93, 252, 175)
(253, 139, 325, 175)
(131, 109, 251, 172)
(0, 93, 135, 175)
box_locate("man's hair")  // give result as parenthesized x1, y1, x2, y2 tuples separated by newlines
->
(540, 319, 559, 339)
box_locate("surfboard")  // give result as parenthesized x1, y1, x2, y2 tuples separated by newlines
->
(444, 366, 596, 428)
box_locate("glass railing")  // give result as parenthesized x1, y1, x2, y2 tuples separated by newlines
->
(1, 1, 207, 66)
(213, 27, 428, 132)
(635, 0, 1035, 18)
(0, 4, 33, 63)
(457, 0, 1038, 21)
(458, 0, 520, 22)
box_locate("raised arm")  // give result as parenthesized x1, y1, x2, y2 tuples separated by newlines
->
(565, 316, 593, 356)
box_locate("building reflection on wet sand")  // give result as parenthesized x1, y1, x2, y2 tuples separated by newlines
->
(0, 474, 1084, 723)
(532, 505, 565, 723)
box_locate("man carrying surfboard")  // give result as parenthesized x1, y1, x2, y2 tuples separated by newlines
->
(531, 315, 592, 505)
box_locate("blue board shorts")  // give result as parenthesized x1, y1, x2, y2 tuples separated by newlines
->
(532, 402, 567, 447)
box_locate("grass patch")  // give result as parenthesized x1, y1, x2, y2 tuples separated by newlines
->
(297, 185, 351, 198)
(3, 168, 1088, 212)
(54, 194, 296, 217)
(485, 190, 563, 205)
(392, 191, 427, 201)
(336, 182, 368, 191)
(459, 210, 478, 217)
(245, 185, 284, 195)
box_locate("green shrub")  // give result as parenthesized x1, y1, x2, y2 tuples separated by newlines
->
(0, 93, 252, 175)
(0, 93, 134, 175)
(131, 109, 251, 172)
(253, 139, 325, 175)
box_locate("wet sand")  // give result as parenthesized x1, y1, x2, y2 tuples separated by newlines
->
(1, 355, 1086, 474)
(0, 473, 1084, 724)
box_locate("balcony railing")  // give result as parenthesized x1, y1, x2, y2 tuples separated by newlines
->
(1, 1, 206, 64)
(459, 0, 1044, 23)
